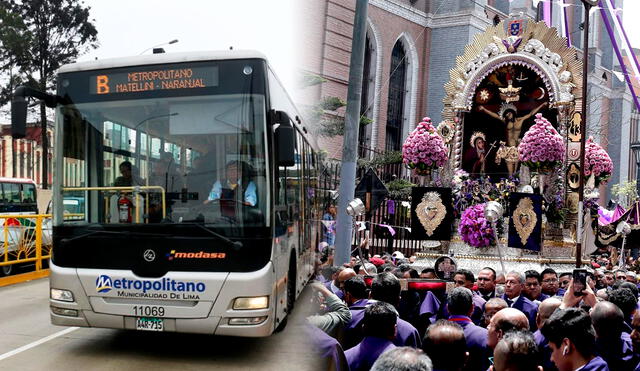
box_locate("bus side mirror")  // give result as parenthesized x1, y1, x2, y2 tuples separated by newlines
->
(273, 111, 295, 167)
(11, 95, 27, 139)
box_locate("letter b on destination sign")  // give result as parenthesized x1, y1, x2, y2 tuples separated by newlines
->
(96, 75, 110, 94)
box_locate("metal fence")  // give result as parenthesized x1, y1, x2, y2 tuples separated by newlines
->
(0, 214, 52, 276)
(321, 158, 424, 257)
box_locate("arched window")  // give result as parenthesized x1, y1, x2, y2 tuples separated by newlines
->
(385, 41, 407, 152)
(358, 36, 373, 157)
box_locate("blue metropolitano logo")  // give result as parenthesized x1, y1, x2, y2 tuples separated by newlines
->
(95, 274, 206, 294)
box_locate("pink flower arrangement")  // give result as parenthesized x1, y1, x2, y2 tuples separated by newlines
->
(458, 203, 495, 248)
(584, 137, 613, 183)
(402, 117, 448, 173)
(518, 114, 565, 172)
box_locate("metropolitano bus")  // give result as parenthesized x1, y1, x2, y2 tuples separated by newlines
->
(11, 50, 322, 336)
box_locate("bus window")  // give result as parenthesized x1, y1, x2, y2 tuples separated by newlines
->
(5, 183, 20, 204)
(22, 184, 36, 204)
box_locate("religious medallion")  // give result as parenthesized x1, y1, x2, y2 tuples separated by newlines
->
(567, 163, 580, 191)
(513, 197, 537, 245)
(416, 192, 446, 237)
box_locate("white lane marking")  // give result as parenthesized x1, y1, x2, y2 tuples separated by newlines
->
(0, 327, 79, 361)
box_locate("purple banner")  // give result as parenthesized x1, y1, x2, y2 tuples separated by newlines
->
(543, 1, 552, 28)
(599, 1, 640, 111)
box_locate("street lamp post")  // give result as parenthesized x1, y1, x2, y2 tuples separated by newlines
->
(631, 142, 640, 195)
(576, 0, 598, 268)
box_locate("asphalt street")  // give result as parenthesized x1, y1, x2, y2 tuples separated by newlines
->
(0, 278, 324, 370)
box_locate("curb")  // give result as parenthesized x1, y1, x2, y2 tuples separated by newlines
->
(0, 269, 50, 288)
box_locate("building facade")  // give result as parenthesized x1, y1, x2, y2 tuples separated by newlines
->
(297, 0, 637, 200)
(0, 125, 53, 188)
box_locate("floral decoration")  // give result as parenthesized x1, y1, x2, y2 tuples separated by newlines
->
(402, 117, 448, 173)
(584, 137, 613, 184)
(458, 203, 495, 248)
(518, 113, 565, 173)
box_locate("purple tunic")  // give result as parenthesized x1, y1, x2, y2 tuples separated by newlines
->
(471, 292, 487, 326)
(596, 332, 637, 371)
(345, 336, 396, 371)
(346, 299, 421, 349)
(419, 290, 449, 324)
(536, 293, 550, 302)
(325, 280, 344, 300)
(306, 323, 349, 371)
(579, 356, 610, 371)
(502, 294, 539, 331)
(448, 315, 489, 371)
(534, 329, 556, 371)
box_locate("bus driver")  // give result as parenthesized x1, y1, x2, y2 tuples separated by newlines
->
(205, 161, 257, 207)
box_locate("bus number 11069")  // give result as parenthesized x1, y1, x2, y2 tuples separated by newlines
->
(133, 305, 165, 317)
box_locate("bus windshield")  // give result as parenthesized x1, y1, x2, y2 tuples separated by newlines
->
(54, 59, 269, 233)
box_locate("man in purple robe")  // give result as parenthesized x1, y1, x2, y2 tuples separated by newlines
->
(609, 288, 638, 330)
(591, 301, 637, 371)
(344, 273, 421, 349)
(502, 271, 539, 331)
(446, 287, 489, 371)
(483, 297, 508, 329)
(419, 289, 448, 326)
(541, 308, 610, 371)
(324, 266, 345, 298)
(541, 268, 564, 297)
(306, 322, 349, 371)
(533, 297, 562, 371)
(345, 301, 397, 371)
(492, 330, 543, 371)
(453, 269, 486, 326)
(629, 311, 640, 371)
(487, 308, 529, 350)
(422, 319, 468, 371)
(524, 270, 550, 303)
(477, 267, 497, 302)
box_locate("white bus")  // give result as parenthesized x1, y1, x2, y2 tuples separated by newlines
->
(12, 50, 321, 336)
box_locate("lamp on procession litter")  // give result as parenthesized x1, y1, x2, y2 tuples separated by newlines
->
(617, 221, 632, 266)
(484, 201, 507, 275)
(484, 201, 503, 223)
(346, 198, 366, 217)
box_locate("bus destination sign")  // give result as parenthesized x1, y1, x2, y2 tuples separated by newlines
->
(90, 66, 219, 95)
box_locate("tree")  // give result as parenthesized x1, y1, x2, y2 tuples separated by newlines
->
(0, 0, 98, 188)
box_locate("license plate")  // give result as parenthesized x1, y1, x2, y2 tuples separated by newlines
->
(135, 317, 164, 331)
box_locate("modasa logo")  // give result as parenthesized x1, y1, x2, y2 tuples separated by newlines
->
(166, 250, 226, 261)
(96, 275, 113, 293)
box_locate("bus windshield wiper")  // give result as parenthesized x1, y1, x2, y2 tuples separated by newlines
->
(183, 223, 243, 250)
(61, 229, 168, 244)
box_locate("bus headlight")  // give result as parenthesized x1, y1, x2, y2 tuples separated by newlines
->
(233, 296, 269, 310)
(50, 288, 74, 302)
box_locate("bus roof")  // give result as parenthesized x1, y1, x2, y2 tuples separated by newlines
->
(58, 50, 268, 74)
(0, 177, 36, 185)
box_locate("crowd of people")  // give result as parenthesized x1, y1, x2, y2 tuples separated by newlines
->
(306, 249, 640, 371)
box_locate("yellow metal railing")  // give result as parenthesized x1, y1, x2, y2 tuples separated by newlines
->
(0, 214, 52, 273)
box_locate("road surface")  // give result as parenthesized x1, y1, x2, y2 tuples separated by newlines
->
(0, 277, 324, 370)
